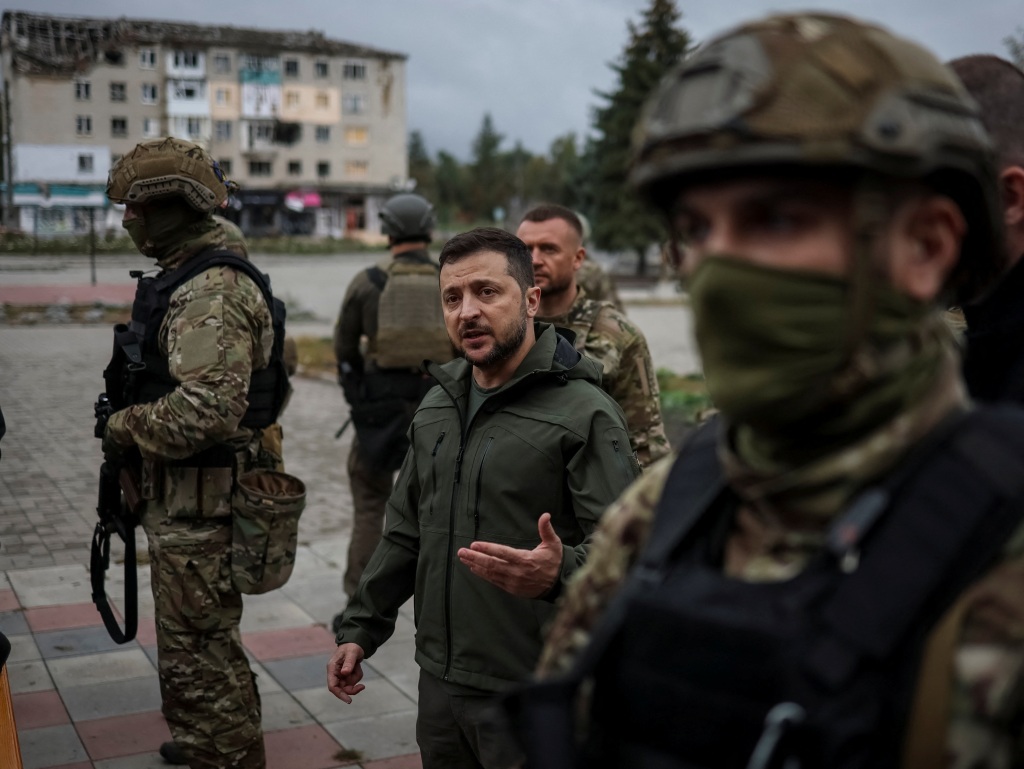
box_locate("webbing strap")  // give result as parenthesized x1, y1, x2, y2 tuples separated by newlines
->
(817, 413, 1024, 671)
(641, 417, 724, 568)
(90, 521, 138, 644)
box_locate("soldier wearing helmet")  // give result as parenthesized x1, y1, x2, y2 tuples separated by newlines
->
(102, 137, 279, 768)
(518, 14, 1024, 769)
(331, 192, 454, 629)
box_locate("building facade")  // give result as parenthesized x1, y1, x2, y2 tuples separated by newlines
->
(0, 12, 409, 239)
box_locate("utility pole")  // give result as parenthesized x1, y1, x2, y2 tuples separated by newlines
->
(3, 80, 12, 231)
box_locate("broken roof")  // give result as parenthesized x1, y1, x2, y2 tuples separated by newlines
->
(1, 10, 407, 77)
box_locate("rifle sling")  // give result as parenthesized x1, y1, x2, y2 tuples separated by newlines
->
(90, 521, 138, 644)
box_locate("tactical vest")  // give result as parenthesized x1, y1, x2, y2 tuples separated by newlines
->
(104, 249, 289, 435)
(367, 252, 453, 369)
(510, 407, 1024, 769)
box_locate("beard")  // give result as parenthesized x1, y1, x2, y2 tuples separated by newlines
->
(457, 298, 530, 369)
(538, 273, 572, 298)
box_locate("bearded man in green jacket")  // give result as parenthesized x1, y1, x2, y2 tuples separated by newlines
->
(327, 226, 639, 769)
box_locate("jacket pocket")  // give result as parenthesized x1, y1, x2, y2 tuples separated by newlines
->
(163, 466, 233, 519)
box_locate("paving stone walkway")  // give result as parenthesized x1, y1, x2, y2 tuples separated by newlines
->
(0, 324, 420, 769)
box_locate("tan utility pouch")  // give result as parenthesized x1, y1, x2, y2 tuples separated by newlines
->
(230, 470, 306, 594)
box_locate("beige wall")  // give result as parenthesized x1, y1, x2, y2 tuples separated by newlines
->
(4, 37, 408, 191)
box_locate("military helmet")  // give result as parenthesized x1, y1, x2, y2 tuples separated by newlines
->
(380, 193, 435, 242)
(631, 12, 1004, 303)
(106, 137, 228, 212)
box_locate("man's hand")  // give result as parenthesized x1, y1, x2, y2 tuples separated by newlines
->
(457, 513, 563, 598)
(326, 642, 367, 703)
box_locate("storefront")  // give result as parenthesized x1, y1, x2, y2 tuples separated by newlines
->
(236, 189, 283, 237)
(1, 183, 110, 238)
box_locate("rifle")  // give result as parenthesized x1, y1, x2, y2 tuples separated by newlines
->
(91, 394, 143, 644)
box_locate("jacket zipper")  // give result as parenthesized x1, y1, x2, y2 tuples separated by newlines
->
(428, 432, 445, 519)
(428, 363, 561, 682)
(472, 437, 494, 539)
(443, 440, 465, 680)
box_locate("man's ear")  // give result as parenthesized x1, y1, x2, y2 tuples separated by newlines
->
(1001, 166, 1024, 228)
(889, 194, 966, 302)
(1001, 166, 1024, 267)
(573, 247, 586, 272)
(525, 285, 541, 317)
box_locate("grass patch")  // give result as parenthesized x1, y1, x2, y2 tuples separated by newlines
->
(657, 368, 713, 426)
(1, 303, 129, 325)
(294, 335, 337, 378)
(333, 747, 364, 763)
(0, 233, 387, 256)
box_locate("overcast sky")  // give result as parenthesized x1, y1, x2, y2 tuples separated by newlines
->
(8, 0, 1022, 159)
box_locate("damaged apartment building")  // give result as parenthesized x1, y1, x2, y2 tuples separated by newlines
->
(0, 11, 409, 239)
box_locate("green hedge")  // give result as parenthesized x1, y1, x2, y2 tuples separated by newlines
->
(0, 233, 387, 255)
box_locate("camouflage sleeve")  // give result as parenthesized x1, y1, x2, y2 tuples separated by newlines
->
(948, 524, 1024, 767)
(590, 308, 670, 467)
(537, 455, 673, 676)
(106, 267, 272, 460)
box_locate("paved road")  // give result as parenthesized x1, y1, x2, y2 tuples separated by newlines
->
(0, 252, 701, 375)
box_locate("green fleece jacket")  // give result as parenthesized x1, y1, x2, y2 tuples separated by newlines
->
(336, 323, 641, 691)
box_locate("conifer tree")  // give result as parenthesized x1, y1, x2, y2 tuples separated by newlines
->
(585, 0, 691, 274)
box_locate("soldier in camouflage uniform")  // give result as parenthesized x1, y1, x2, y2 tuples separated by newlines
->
(517, 204, 669, 466)
(575, 259, 623, 312)
(530, 14, 1024, 768)
(331, 193, 452, 623)
(574, 212, 624, 312)
(102, 138, 272, 769)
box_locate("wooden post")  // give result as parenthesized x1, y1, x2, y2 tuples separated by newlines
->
(0, 666, 25, 769)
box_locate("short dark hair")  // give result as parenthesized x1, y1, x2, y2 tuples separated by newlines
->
(948, 55, 1024, 167)
(520, 203, 583, 239)
(438, 227, 534, 293)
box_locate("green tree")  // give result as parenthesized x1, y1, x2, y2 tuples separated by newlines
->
(585, 0, 691, 274)
(1006, 28, 1024, 69)
(407, 130, 438, 204)
(435, 150, 467, 226)
(468, 113, 512, 221)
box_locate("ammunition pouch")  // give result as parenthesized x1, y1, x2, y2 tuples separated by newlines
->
(347, 371, 432, 473)
(230, 469, 306, 594)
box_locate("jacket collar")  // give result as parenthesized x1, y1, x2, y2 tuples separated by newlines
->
(425, 322, 599, 404)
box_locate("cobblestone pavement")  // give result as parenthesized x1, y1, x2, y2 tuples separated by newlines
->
(0, 325, 355, 571)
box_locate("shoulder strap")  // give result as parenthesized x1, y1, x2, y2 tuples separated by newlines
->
(807, 407, 1024, 689)
(640, 416, 725, 569)
(157, 250, 274, 314)
(366, 265, 388, 291)
(569, 417, 725, 677)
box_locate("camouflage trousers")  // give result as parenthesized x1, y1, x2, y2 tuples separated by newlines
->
(343, 437, 394, 595)
(144, 468, 265, 769)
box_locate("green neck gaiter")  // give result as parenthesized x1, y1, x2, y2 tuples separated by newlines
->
(690, 257, 946, 467)
(123, 201, 221, 264)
